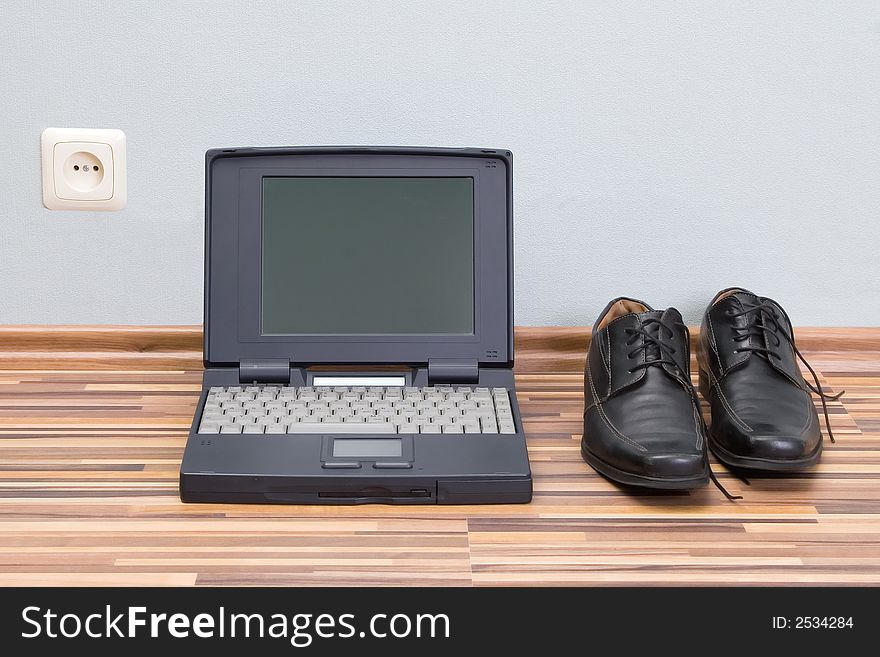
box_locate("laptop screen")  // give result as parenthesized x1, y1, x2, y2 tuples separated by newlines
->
(260, 176, 475, 335)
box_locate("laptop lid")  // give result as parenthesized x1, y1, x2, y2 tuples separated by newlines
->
(203, 146, 513, 368)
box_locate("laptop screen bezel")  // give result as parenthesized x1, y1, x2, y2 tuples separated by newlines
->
(204, 147, 512, 366)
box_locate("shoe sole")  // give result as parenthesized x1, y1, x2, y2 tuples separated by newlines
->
(580, 442, 709, 490)
(698, 367, 823, 472)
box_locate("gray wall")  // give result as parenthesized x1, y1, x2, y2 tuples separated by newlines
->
(2, 1, 878, 326)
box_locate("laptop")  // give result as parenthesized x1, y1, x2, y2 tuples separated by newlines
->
(179, 146, 532, 504)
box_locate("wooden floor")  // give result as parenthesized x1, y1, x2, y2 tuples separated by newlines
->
(0, 325, 878, 586)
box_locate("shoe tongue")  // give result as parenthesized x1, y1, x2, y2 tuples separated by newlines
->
(714, 290, 760, 334)
(719, 289, 756, 307)
(636, 310, 665, 363)
(713, 290, 790, 366)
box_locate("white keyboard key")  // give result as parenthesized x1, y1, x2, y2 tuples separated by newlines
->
(220, 424, 242, 434)
(287, 422, 396, 434)
(242, 424, 264, 434)
(420, 424, 441, 434)
(198, 422, 221, 434)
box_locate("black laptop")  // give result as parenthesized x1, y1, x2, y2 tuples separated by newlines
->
(179, 147, 532, 504)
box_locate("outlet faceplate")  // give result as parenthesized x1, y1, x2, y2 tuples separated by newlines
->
(41, 128, 126, 211)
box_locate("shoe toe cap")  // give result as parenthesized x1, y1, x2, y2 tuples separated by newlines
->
(748, 433, 819, 461)
(643, 452, 707, 479)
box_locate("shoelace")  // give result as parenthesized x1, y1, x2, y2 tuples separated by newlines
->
(625, 317, 742, 501)
(624, 317, 683, 374)
(727, 299, 844, 443)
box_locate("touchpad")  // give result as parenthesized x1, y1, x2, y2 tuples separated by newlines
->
(332, 438, 403, 459)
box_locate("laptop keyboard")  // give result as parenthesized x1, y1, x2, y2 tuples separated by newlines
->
(197, 386, 516, 435)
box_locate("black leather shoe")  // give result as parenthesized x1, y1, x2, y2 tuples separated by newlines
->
(582, 297, 709, 490)
(697, 287, 840, 471)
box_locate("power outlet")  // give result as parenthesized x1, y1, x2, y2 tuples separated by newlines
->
(41, 128, 126, 211)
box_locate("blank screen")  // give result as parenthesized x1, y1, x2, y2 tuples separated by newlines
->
(261, 177, 474, 335)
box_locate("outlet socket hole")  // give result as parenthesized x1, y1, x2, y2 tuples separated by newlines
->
(63, 151, 105, 192)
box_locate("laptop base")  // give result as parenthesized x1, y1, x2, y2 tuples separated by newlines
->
(180, 473, 532, 505)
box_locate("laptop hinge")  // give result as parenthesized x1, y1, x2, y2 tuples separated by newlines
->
(427, 358, 479, 385)
(239, 359, 291, 384)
